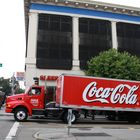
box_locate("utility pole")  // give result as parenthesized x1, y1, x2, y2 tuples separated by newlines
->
(11, 73, 15, 95)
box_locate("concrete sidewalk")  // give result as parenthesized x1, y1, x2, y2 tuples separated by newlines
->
(33, 125, 140, 140)
(33, 126, 114, 140)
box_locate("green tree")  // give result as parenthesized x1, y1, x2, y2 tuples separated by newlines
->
(0, 77, 11, 95)
(0, 77, 25, 95)
(11, 77, 25, 94)
(86, 49, 140, 81)
(17, 88, 25, 93)
(14, 82, 25, 94)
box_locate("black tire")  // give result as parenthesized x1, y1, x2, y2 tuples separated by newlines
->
(106, 111, 116, 121)
(63, 112, 77, 124)
(44, 112, 48, 118)
(127, 112, 137, 124)
(14, 108, 28, 122)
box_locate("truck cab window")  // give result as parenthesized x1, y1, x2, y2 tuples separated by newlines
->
(29, 88, 41, 95)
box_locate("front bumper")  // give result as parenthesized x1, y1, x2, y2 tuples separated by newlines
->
(5, 107, 13, 113)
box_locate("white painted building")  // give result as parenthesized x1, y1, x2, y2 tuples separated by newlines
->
(24, 0, 140, 88)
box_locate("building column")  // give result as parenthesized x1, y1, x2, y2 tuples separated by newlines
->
(26, 12, 38, 64)
(72, 16, 80, 70)
(25, 12, 38, 88)
(111, 21, 118, 49)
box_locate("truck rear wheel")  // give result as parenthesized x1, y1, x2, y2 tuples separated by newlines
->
(63, 112, 77, 124)
(14, 108, 28, 122)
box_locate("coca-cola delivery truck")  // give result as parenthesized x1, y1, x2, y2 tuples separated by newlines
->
(5, 74, 140, 123)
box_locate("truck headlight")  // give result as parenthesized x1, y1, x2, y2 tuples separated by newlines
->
(6, 104, 11, 108)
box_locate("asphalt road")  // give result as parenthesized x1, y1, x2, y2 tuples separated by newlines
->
(0, 115, 15, 140)
(1, 114, 140, 140)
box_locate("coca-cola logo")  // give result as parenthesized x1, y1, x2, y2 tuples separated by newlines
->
(82, 82, 139, 104)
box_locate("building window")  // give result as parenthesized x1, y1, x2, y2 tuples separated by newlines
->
(37, 14, 72, 69)
(79, 18, 112, 70)
(117, 22, 140, 57)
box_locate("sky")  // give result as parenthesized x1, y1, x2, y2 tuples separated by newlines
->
(0, 1, 26, 79)
(0, 0, 140, 79)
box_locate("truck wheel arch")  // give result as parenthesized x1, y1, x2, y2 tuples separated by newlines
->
(12, 105, 30, 115)
(12, 105, 31, 116)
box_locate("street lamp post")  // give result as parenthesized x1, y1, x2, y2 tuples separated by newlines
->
(11, 73, 16, 95)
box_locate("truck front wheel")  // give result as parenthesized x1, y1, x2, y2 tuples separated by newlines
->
(14, 108, 28, 122)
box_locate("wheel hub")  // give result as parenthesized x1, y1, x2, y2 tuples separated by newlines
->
(17, 111, 26, 120)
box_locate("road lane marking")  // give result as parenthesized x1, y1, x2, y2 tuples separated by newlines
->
(5, 122, 19, 140)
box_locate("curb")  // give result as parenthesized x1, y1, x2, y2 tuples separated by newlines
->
(0, 108, 13, 116)
(33, 130, 75, 140)
(0, 113, 13, 116)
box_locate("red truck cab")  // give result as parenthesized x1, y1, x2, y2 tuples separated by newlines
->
(5, 84, 78, 123)
(6, 85, 46, 121)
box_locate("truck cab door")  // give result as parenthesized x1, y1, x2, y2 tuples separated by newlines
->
(27, 87, 44, 109)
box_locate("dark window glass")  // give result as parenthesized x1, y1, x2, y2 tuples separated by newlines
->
(79, 18, 112, 69)
(37, 14, 72, 69)
(117, 22, 140, 57)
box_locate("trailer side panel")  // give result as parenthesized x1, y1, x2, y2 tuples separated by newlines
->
(56, 75, 140, 111)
